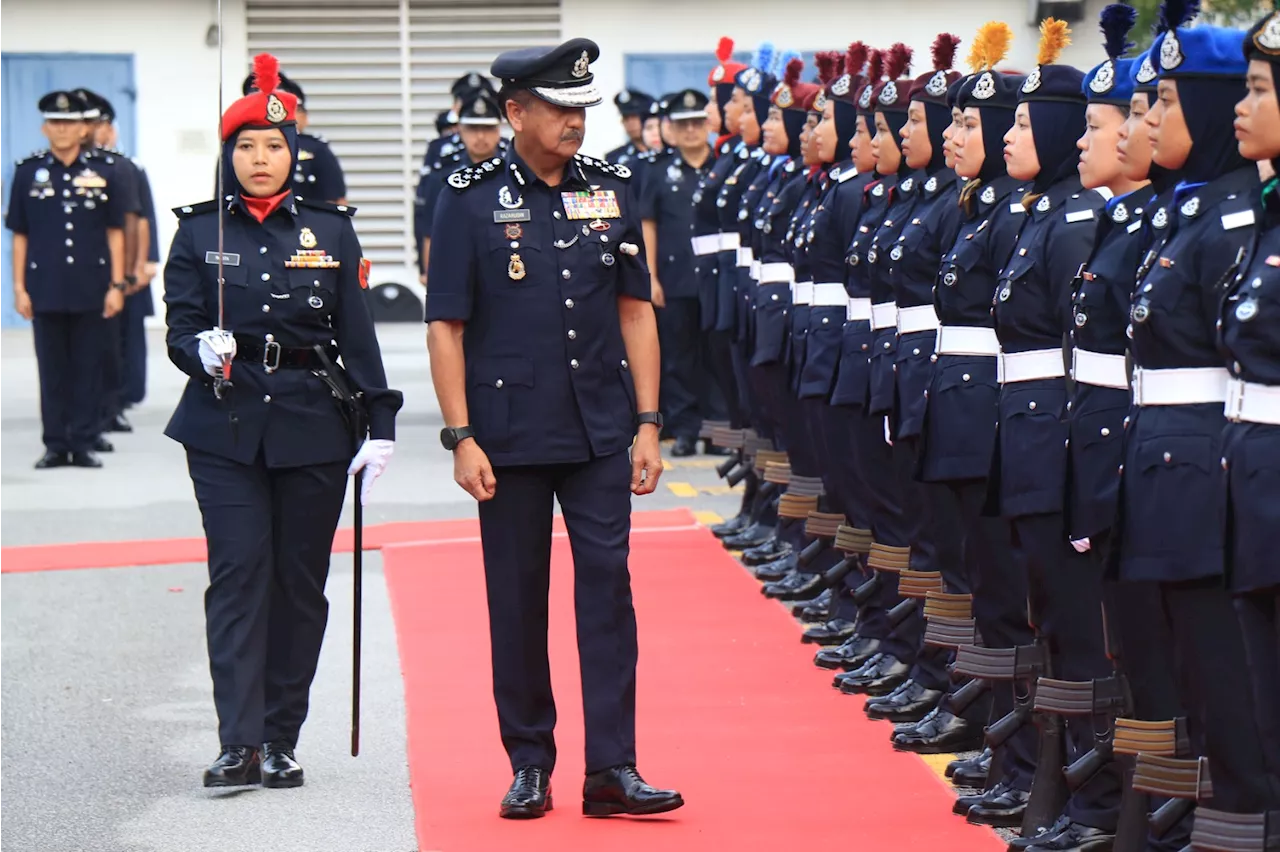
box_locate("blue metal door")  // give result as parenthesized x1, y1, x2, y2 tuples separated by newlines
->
(624, 50, 817, 102)
(1, 53, 135, 327)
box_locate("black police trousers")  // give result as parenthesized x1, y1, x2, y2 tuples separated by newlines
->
(99, 313, 125, 430)
(655, 297, 707, 440)
(186, 447, 348, 747)
(32, 311, 106, 454)
(121, 289, 150, 406)
(478, 450, 638, 775)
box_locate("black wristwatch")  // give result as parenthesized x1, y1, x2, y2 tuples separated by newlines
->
(110, 280, 129, 292)
(636, 411, 663, 429)
(440, 426, 476, 451)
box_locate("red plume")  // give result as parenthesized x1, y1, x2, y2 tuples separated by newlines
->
(784, 57, 804, 87)
(845, 41, 868, 78)
(252, 53, 281, 95)
(815, 51, 838, 86)
(716, 36, 734, 64)
(835, 53, 847, 78)
(866, 49, 884, 83)
(885, 43, 913, 80)
(932, 33, 961, 72)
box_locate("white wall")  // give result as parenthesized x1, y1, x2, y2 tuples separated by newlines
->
(565, 0, 1109, 155)
(1, 0, 250, 309)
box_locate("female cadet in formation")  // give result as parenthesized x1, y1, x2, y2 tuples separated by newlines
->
(163, 53, 402, 788)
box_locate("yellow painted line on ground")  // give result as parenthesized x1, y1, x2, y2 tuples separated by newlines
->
(693, 511, 725, 526)
(665, 458, 721, 470)
(665, 481, 699, 498)
(918, 752, 958, 785)
(699, 484, 743, 496)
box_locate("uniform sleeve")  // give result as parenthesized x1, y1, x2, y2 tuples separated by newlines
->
(419, 174, 447, 239)
(334, 218, 403, 441)
(113, 159, 143, 215)
(638, 163, 660, 221)
(5, 169, 29, 234)
(617, 180, 652, 301)
(311, 142, 347, 201)
(137, 168, 161, 262)
(162, 220, 212, 380)
(423, 188, 478, 321)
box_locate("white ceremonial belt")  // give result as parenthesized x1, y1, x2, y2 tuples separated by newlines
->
(791, 281, 814, 305)
(897, 304, 941, 335)
(691, 234, 720, 256)
(1225, 378, 1280, 425)
(1132, 367, 1229, 406)
(812, 283, 847, 307)
(737, 247, 754, 268)
(871, 301, 898, 331)
(1071, 349, 1129, 391)
(998, 349, 1066, 384)
(720, 232, 741, 251)
(750, 260, 761, 280)
(935, 326, 1000, 357)
(846, 298, 873, 321)
(759, 262, 793, 284)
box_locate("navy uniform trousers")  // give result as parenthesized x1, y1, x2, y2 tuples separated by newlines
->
(187, 447, 348, 747)
(478, 450, 638, 775)
(656, 296, 719, 440)
(33, 311, 107, 454)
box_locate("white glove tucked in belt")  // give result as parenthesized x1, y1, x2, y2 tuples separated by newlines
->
(348, 439, 395, 505)
(1071, 538, 1092, 553)
(195, 328, 236, 377)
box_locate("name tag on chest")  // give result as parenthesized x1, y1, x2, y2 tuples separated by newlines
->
(205, 251, 241, 266)
(561, 190, 620, 220)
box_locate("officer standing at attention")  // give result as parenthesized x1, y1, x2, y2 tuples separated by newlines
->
(163, 54, 402, 789)
(416, 89, 505, 290)
(604, 88, 653, 166)
(242, 72, 347, 204)
(425, 38, 683, 820)
(5, 90, 126, 469)
(422, 72, 496, 170)
(641, 89, 715, 457)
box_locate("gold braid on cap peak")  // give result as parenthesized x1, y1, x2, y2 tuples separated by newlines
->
(968, 21, 1013, 72)
(1037, 18, 1071, 66)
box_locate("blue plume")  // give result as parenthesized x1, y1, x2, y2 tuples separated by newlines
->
(752, 42, 776, 73)
(1158, 0, 1200, 33)
(1100, 3, 1138, 59)
(774, 49, 801, 78)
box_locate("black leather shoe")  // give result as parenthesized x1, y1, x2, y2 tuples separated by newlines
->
(501, 766, 552, 819)
(261, 740, 304, 788)
(965, 782, 1030, 827)
(794, 588, 834, 620)
(751, 553, 797, 582)
(92, 436, 115, 453)
(815, 636, 882, 671)
(703, 443, 734, 456)
(739, 534, 789, 563)
(70, 451, 103, 468)
(839, 654, 910, 695)
(671, 436, 697, 457)
(865, 679, 943, 722)
(947, 747, 992, 786)
(803, 618, 856, 645)
(203, 745, 261, 787)
(725, 524, 778, 552)
(1022, 821, 1114, 851)
(763, 572, 823, 601)
(105, 413, 133, 433)
(34, 451, 70, 469)
(893, 708, 983, 754)
(1008, 815, 1072, 849)
(582, 765, 683, 817)
(710, 514, 748, 539)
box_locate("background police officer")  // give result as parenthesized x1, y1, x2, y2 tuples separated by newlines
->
(5, 90, 126, 469)
(605, 88, 653, 165)
(425, 37, 683, 821)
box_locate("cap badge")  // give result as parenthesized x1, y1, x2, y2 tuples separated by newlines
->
(1021, 67, 1043, 94)
(266, 94, 288, 123)
(572, 50, 590, 79)
(980, 185, 996, 205)
(1089, 60, 1116, 94)
(1255, 13, 1280, 54)
(468, 73, 482, 87)
(1036, 195, 1052, 213)
(299, 227, 317, 249)
(1160, 31, 1184, 70)
(474, 99, 488, 115)
(972, 72, 997, 100)
(775, 85, 794, 109)
(740, 68, 762, 94)
(683, 91, 697, 109)
(1136, 54, 1157, 84)
(1112, 203, 1129, 224)
(858, 85, 873, 109)
(712, 65, 725, 83)
(925, 71, 949, 97)
(832, 74, 851, 96)
(618, 90, 631, 104)
(813, 91, 828, 111)
(878, 81, 898, 105)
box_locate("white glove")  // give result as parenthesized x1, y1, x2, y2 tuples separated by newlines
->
(348, 439, 395, 505)
(196, 328, 236, 377)
(1071, 537, 1092, 553)
(884, 416, 894, 446)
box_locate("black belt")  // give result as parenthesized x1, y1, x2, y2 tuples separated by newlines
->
(233, 334, 337, 373)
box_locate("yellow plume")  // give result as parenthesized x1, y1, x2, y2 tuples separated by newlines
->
(967, 21, 1014, 72)
(1036, 17, 1071, 66)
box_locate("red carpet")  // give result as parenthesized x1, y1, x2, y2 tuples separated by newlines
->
(383, 508, 1003, 851)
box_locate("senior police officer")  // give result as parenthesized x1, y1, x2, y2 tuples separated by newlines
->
(5, 90, 127, 469)
(425, 37, 684, 820)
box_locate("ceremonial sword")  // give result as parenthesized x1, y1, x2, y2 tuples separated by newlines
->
(213, 0, 233, 399)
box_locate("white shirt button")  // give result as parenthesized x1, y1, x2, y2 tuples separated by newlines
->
(65, 238, 73, 247)
(260, 247, 268, 254)
(570, 359, 580, 369)
(553, 211, 562, 219)
(263, 395, 272, 403)
(65, 222, 73, 231)
(495, 379, 504, 388)
(562, 269, 571, 279)
(261, 273, 270, 281)
(66, 256, 74, 264)
(1029, 401, 1037, 410)
(962, 373, 971, 381)
(262, 304, 270, 312)
(1164, 452, 1172, 463)
(621, 359, 628, 368)
(568, 329, 577, 339)
(1101, 427, 1111, 437)
(565, 299, 574, 309)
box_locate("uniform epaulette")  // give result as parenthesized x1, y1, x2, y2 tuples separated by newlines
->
(575, 153, 632, 180)
(447, 157, 504, 192)
(173, 200, 219, 218)
(297, 196, 357, 217)
(17, 149, 49, 165)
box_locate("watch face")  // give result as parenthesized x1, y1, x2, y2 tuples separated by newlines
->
(440, 427, 456, 451)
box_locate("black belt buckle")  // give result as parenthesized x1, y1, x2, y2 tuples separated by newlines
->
(262, 337, 282, 374)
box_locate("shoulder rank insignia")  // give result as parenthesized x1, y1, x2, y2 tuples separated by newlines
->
(297, 197, 356, 217)
(447, 157, 504, 192)
(574, 153, 632, 180)
(173, 200, 219, 218)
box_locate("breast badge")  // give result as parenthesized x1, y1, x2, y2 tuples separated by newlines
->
(299, 227, 318, 249)
(508, 253, 526, 280)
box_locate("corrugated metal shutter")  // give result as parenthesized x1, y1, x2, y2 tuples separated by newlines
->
(245, 0, 559, 283)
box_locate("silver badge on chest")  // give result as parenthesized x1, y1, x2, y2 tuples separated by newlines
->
(1236, 299, 1259, 322)
(980, 185, 996, 205)
(309, 293, 324, 309)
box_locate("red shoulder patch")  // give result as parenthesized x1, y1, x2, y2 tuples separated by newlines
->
(358, 257, 371, 289)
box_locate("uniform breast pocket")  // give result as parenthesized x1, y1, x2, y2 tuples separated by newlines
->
(486, 238, 544, 292)
(467, 356, 535, 453)
(1128, 433, 1220, 555)
(288, 267, 339, 313)
(940, 240, 984, 291)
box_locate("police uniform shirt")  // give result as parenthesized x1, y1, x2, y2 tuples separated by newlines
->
(748, 158, 803, 368)
(605, 142, 640, 167)
(423, 148, 650, 467)
(294, 133, 346, 201)
(639, 149, 710, 300)
(4, 149, 127, 313)
(866, 174, 923, 415)
(889, 168, 962, 310)
(797, 164, 860, 401)
(93, 147, 144, 217)
(135, 160, 160, 316)
(423, 132, 461, 168)
(416, 139, 512, 269)
(934, 174, 1027, 329)
(823, 167, 880, 409)
(162, 195, 400, 467)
